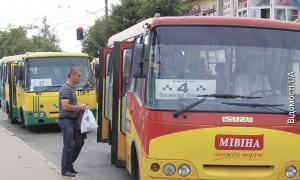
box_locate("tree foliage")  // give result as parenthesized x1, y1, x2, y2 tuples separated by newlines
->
(0, 27, 30, 57)
(40, 16, 60, 44)
(0, 17, 61, 58)
(138, 0, 184, 18)
(82, 0, 189, 56)
(110, 0, 142, 33)
(82, 16, 114, 57)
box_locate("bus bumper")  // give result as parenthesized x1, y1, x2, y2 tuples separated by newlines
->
(23, 111, 58, 126)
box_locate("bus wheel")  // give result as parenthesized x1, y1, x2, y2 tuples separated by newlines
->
(9, 110, 17, 124)
(6, 103, 9, 114)
(108, 121, 112, 145)
(26, 126, 36, 131)
(20, 110, 26, 128)
(131, 144, 140, 180)
(110, 136, 117, 165)
(10, 118, 18, 124)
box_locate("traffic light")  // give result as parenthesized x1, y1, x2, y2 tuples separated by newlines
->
(76, 27, 84, 40)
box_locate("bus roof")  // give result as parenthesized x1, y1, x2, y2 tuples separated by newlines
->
(22, 52, 89, 59)
(1, 52, 89, 63)
(1, 55, 22, 63)
(107, 16, 300, 46)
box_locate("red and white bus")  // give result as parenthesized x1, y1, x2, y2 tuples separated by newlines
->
(97, 16, 300, 180)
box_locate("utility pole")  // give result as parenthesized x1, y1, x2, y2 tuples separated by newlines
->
(105, 0, 108, 16)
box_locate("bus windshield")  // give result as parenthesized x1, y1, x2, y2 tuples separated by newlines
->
(26, 56, 93, 92)
(146, 25, 300, 114)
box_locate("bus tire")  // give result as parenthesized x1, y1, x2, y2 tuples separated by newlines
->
(110, 134, 117, 165)
(6, 103, 9, 114)
(26, 126, 36, 131)
(131, 143, 140, 180)
(10, 118, 18, 124)
(9, 109, 17, 124)
(20, 109, 26, 128)
(108, 121, 112, 145)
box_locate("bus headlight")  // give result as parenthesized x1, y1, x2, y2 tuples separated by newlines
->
(286, 166, 297, 178)
(33, 113, 39, 118)
(163, 164, 176, 176)
(178, 164, 190, 177)
(39, 112, 44, 118)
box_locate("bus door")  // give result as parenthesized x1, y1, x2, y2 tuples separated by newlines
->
(97, 47, 112, 143)
(0, 62, 2, 108)
(4, 63, 10, 113)
(9, 63, 18, 122)
(12, 65, 19, 107)
(16, 61, 24, 123)
(111, 41, 133, 166)
(1, 62, 7, 112)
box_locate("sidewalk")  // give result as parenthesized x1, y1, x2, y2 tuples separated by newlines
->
(0, 124, 65, 180)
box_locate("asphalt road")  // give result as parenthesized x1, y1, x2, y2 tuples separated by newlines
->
(0, 110, 131, 180)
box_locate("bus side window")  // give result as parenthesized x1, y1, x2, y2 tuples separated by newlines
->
(19, 62, 25, 87)
(6, 64, 9, 83)
(0, 63, 2, 83)
(104, 53, 113, 120)
(2, 63, 6, 84)
(0, 63, 4, 83)
(122, 48, 132, 95)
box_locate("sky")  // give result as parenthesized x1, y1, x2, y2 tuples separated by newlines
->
(0, 0, 120, 52)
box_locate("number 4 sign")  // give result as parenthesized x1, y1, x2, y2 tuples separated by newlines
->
(155, 79, 216, 99)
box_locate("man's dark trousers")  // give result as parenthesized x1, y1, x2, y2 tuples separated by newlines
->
(59, 118, 83, 173)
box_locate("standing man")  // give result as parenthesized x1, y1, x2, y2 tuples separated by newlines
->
(58, 68, 87, 177)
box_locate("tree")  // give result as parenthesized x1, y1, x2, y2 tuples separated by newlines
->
(81, 0, 190, 55)
(82, 16, 114, 57)
(138, 0, 185, 18)
(0, 20, 61, 58)
(29, 35, 61, 52)
(0, 27, 31, 57)
(110, 0, 142, 33)
(39, 16, 59, 44)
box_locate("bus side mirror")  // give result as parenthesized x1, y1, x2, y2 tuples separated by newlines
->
(132, 43, 144, 78)
(133, 61, 145, 78)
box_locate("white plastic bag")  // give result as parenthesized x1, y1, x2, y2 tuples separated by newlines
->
(80, 108, 98, 133)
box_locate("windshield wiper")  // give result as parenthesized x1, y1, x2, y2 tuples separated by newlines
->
(173, 94, 261, 118)
(221, 102, 299, 116)
(37, 85, 61, 93)
(221, 102, 284, 107)
(198, 94, 261, 99)
(173, 97, 207, 118)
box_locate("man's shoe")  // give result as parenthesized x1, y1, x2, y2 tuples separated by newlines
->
(70, 168, 78, 174)
(62, 171, 76, 177)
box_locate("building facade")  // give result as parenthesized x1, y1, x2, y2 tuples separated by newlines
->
(184, 0, 299, 21)
(185, 0, 220, 16)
